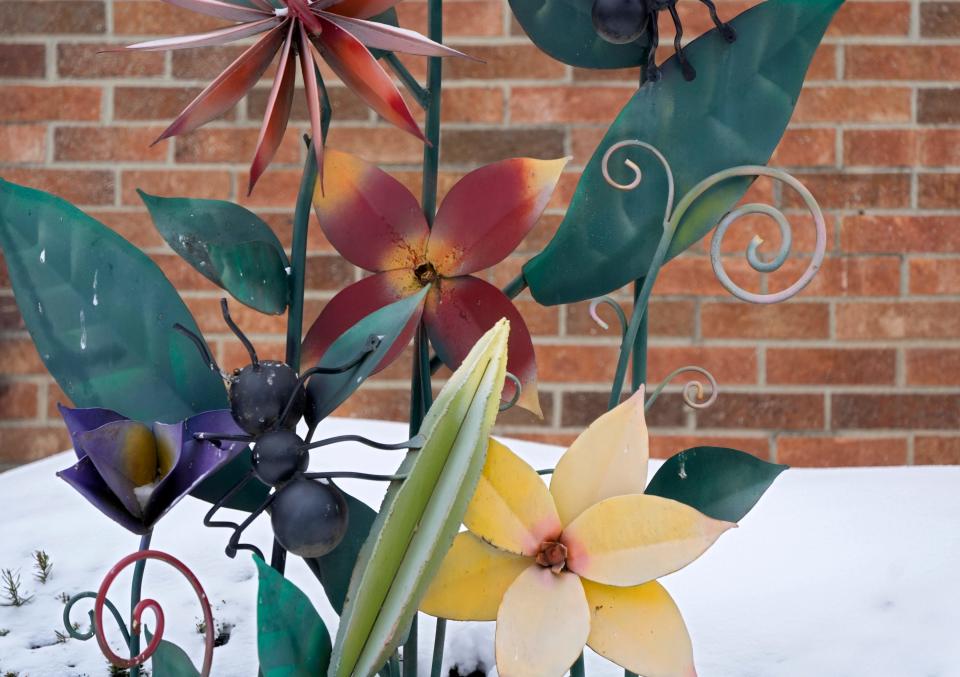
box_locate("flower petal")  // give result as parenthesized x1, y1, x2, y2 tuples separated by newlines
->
(57, 404, 127, 459)
(562, 494, 735, 587)
(425, 276, 541, 416)
(75, 420, 160, 519)
(156, 25, 285, 142)
(248, 21, 296, 194)
(161, 0, 272, 22)
(582, 579, 696, 677)
(58, 457, 147, 534)
(122, 16, 280, 51)
(495, 566, 590, 677)
(462, 439, 561, 556)
(299, 27, 327, 180)
(301, 270, 423, 369)
(428, 157, 568, 276)
(144, 412, 248, 525)
(313, 149, 429, 272)
(320, 12, 475, 59)
(313, 18, 424, 142)
(420, 531, 529, 621)
(326, 0, 401, 19)
(549, 388, 649, 527)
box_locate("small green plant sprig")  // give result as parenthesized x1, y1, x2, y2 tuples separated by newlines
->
(0, 569, 32, 607)
(32, 550, 52, 584)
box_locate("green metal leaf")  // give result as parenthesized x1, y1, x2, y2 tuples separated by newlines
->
(509, 0, 652, 68)
(645, 447, 787, 523)
(145, 631, 201, 677)
(524, 0, 843, 305)
(139, 190, 290, 315)
(0, 179, 228, 423)
(329, 320, 510, 677)
(305, 287, 428, 428)
(304, 490, 378, 614)
(255, 555, 332, 677)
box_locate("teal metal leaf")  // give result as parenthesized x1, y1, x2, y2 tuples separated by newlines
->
(139, 190, 290, 315)
(0, 179, 228, 423)
(305, 287, 429, 428)
(145, 631, 201, 677)
(329, 321, 509, 677)
(304, 490, 378, 614)
(255, 555, 332, 677)
(509, 0, 652, 68)
(645, 447, 787, 523)
(523, 0, 843, 305)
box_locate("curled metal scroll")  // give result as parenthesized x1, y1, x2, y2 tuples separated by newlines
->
(601, 140, 675, 225)
(84, 550, 215, 675)
(588, 296, 629, 338)
(645, 365, 718, 411)
(499, 372, 522, 412)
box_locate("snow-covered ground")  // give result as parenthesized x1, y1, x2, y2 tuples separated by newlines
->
(1, 418, 959, 676)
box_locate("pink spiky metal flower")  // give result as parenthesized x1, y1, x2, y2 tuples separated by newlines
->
(121, 0, 470, 193)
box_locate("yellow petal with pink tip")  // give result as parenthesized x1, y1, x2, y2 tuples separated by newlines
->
(582, 579, 697, 677)
(463, 439, 562, 556)
(562, 494, 734, 587)
(419, 531, 529, 621)
(495, 565, 590, 677)
(549, 387, 649, 526)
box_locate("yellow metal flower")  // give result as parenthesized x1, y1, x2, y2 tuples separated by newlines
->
(421, 388, 734, 677)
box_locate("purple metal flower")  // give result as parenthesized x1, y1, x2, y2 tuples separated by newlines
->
(56, 405, 249, 535)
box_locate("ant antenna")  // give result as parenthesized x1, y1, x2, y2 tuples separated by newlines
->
(173, 323, 221, 373)
(220, 299, 259, 367)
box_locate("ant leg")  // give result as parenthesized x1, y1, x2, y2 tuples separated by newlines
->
(202, 470, 268, 560)
(668, 4, 696, 81)
(304, 471, 408, 482)
(699, 0, 736, 42)
(220, 299, 259, 367)
(301, 433, 426, 452)
(644, 10, 661, 82)
(193, 431, 255, 448)
(173, 323, 222, 374)
(224, 491, 278, 560)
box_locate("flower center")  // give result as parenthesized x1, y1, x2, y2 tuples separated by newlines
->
(415, 262, 439, 286)
(535, 540, 568, 574)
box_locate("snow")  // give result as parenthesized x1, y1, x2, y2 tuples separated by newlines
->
(2, 417, 959, 676)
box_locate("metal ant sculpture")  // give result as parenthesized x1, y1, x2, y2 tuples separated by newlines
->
(173, 300, 423, 560)
(591, 0, 737, 81)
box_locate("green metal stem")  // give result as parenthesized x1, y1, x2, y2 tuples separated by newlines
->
(503, 273, 528, 300)
(429, 617, 447, 677)
(384, 52, 430, 108)
(570, 654, 586, 677)
(285, 139, 319, 374)
(128, 531, 152, 677)
(631, 280, 648, 393)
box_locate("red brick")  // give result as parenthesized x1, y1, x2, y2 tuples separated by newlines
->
(113, 1, 222, 35)
(0, 169, 114, 205)
(441, 128, 564, 165)
(777, 436, 907, 467)
(114, 87, 228, 121)
(320, 127, 424, 166)
(304, 254, 356, 291)
(767, 348, 896, 385)
(564, 300, 696, 338)
(647, 347, 757, 385)
(330, 387, 410, 423)
(844, 130, 918, 167)
(0, 125, 46, 163)
(55, 127, 166, 162)
(837, 302, 960, 340)
(696, 393, 825, 431)
(120, 169, 231, 205)
(842, 215, 960, 254)
(0, 339, 46, 375)
(769, 256, 901, 298)
(906, 349, 960, 386)
(396, 0, 503, 37)
(0, 86, 101, 122)
(771, 128, 836, 168)
(918, 173, 960, 209)
(919, 130, 960, 166)
(0, 382, 39, 419)
(915, 437, 960, 465)
(783, 173, 910, 209)
(846, 45, 960, 81)
(920, 2, 960, 37)
(536, 344, 620, 384)
(0, 44, 45, 78)
(0, 426, 72, 464)
(562, 391, 686, 428)
(246, 86, 369, 123)
(829, 1, 910, 36)
(701, 302, 830, 339)
(174, 128, 301, 165)
(0, 1, 105, 33)
(441, 87, 505, 124)
(446, 45, 566, 80)
(510, 87, 635, 124)
(833, 393, 960, 430)
(918, 89, 960, 124)
(650, 435, 770, 461)
(58, 43, 164, 78)
(794, 87, 912, 123)
(910, 259, 960, 295)
(87, 210, 167, 249)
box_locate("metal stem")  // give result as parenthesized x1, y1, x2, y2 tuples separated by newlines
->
(285, 137, 319, 375)
(384, 52, 430, 108)
(430, 616, 446, 677)
(128, 531, 152, 677)
(502, 273, 528, 300)
(570, 654, 586, 677)
(631, 281, 647, 393)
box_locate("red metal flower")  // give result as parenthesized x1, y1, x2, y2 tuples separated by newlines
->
(300, 149, 569, 416)
(121, 0, 470, 192)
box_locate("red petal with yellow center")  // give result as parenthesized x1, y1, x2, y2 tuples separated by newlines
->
(427, 157, 568, 277)
(313, 18, 425, 142)
(424, 275, 541, 416)
(156, 24, 285, 143)
(301, 270, 424, 370)
(313, 149, 429, 272)
(248, 21, 297, 194)
(326, 0, 402, 19)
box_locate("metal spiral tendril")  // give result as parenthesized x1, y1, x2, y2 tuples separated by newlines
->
(645, 365, 719, 411)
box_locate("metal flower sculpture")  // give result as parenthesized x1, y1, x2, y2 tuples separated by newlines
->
(421, 390, 732, 676)
(121, 0, 471, 191)
(301, 149, 568, 416)
(56, 405, 247, 535)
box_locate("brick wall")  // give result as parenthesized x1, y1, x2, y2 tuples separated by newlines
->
(1, 0, 959, 470)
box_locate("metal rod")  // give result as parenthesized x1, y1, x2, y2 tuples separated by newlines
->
(384, 52, 430, 108)
(631, 281, 647, 393)
(570, 654, 586, 677)
(502, 273, 528, 300)
(302, 433, 425, 452)
(285, 137, 319, 374)
(128, 531, 152, 677)
(430, 617, 446, 677)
